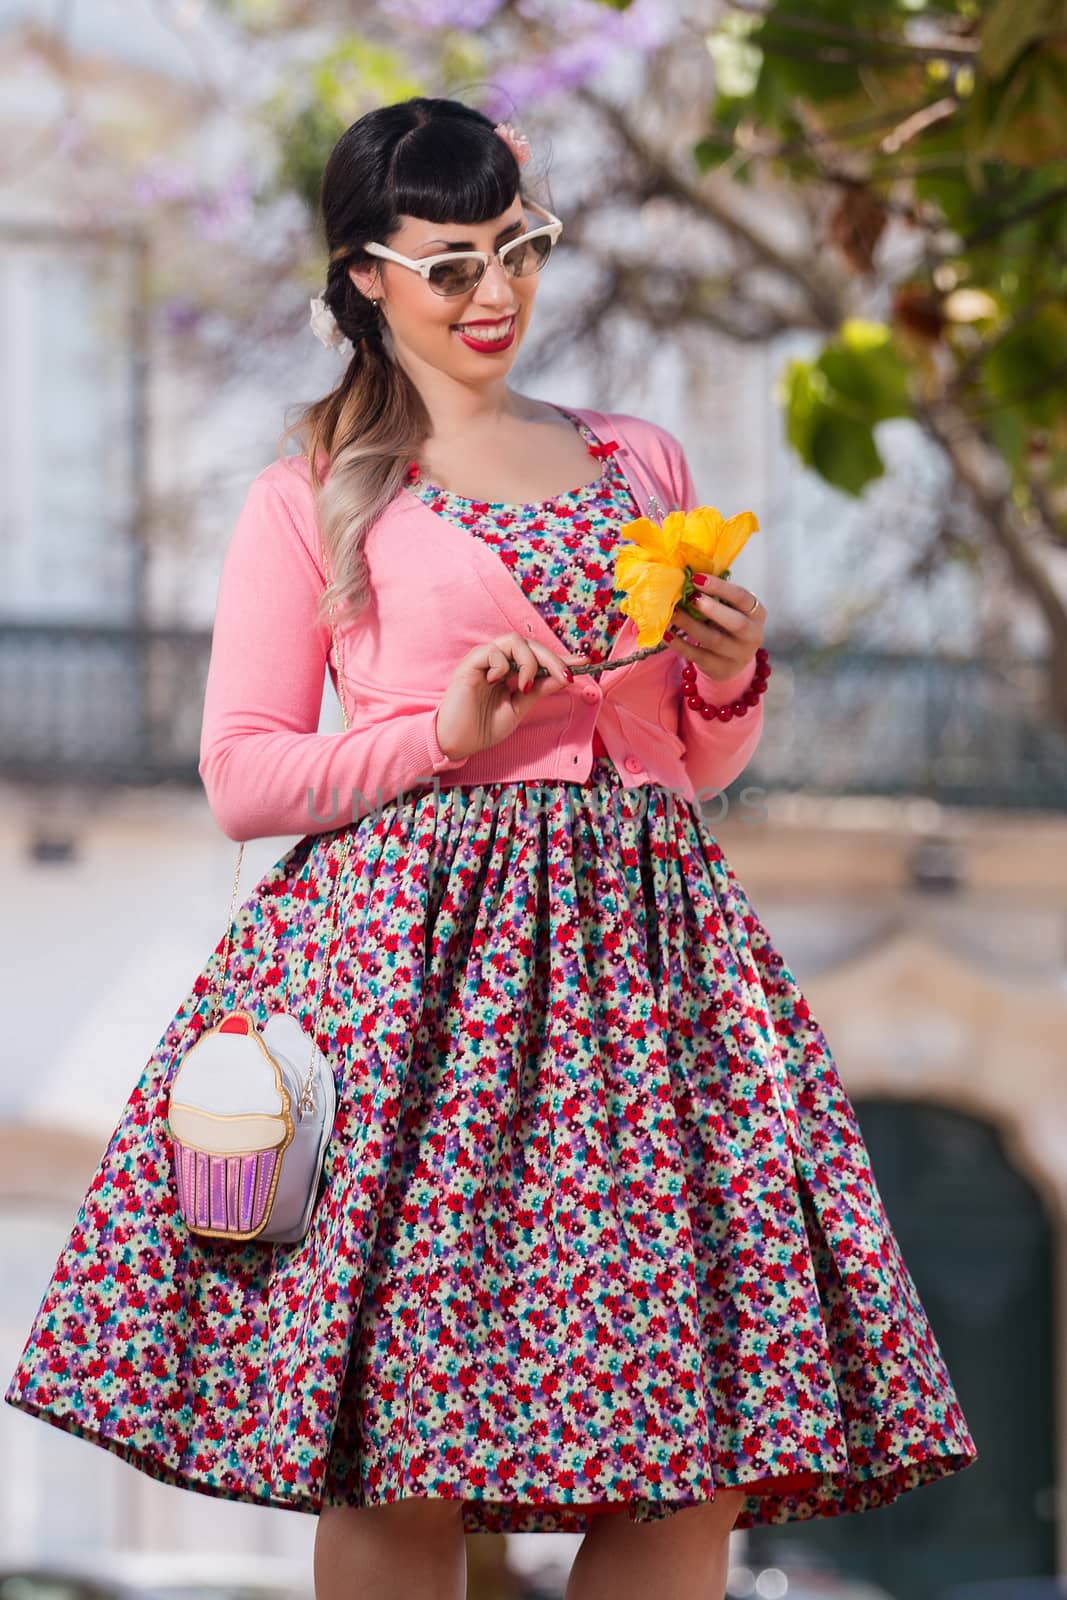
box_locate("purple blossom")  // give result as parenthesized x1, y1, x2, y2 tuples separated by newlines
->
(161, 298, 204, 336)
(379, 0, 506, 24)
(129, 160, 256, 240)
(376, 0, 673, 92)
(475, 0, 676, 108)
(130, 161, 197, 206)
(190, 166, 257, 242)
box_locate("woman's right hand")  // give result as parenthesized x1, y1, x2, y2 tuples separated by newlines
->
(434, 631, 584, 762)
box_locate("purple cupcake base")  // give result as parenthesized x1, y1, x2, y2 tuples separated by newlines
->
(172, 1140, 280, 1237)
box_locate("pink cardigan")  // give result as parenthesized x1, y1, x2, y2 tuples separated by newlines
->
(198, 406, 763, 841)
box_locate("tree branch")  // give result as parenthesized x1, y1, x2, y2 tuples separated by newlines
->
(573, 85, 844, 331)
(958, 183, 1067, 253)
(948, 295, 1064, 396)
(722, 1, 981, 61)
(966, 356, 1067, 418)
(917, 397, 1067, 733)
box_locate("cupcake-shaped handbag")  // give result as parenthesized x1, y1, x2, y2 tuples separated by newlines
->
(167, 998, 344, 1244)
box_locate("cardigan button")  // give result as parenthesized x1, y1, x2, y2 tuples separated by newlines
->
(581, 684, 598, 704)
(623, 754, 644, 775)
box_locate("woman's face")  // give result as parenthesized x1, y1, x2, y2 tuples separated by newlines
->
(349, 194, 539, 379)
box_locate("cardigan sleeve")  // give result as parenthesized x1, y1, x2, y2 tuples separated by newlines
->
(197, 473, 468, 842)
(663, 430, 765, 799)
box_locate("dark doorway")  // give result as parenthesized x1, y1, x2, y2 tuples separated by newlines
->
(746, 1099, 1057, 1600)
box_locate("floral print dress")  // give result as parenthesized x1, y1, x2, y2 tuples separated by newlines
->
(3, 405, 978, 1535)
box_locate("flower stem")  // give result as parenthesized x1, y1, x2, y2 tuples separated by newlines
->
(513, 641, 672, 678)
(567, 641, 672, 676)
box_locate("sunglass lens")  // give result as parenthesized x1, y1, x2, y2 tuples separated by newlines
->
(505, 235, 554, 277)
(428, 258, 484, 296)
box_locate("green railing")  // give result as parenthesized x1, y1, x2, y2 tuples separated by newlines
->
(2, 625, 1065, 810)
(1, 621, 211, 786)
(746, 645, 1067, 811)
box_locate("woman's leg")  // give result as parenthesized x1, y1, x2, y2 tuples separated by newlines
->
(314, 1495, 467, 1600)
(564, 1489, 748, 1600)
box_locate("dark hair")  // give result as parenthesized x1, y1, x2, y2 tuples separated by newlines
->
(279, 96, 545, 629)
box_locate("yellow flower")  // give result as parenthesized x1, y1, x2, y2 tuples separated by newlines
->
(614, 506, 759, 649)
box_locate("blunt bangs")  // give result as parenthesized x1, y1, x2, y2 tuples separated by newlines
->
(387, 119, 523, 226)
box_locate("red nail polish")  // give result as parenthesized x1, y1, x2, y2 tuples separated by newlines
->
(565, 668, 574, 682)
(692, 573, 709, 588)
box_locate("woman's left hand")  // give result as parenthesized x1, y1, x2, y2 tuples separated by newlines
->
(665, 573, 766, 682)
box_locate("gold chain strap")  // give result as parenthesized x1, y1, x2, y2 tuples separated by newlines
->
(213, 550, 354, 1117)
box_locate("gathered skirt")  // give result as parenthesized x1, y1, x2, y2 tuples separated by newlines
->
(4, 755, 978, 1534)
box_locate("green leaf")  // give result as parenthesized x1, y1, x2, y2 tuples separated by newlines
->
(984, 303, 1067, 426)
(780, 359, 827, 458)
(693, 132, 735, 174)
(816, 320, 913, 422)
(780, 339, 893, 495)
(810, 410, 887, 495)
(262, 35, 423, 215)
(779, 356, 886, 494)
(965, 43, 1067, 164)
(706, 15, 764, 99)
(983, 402, 1030, 470)
(980, 0, 1065, 81)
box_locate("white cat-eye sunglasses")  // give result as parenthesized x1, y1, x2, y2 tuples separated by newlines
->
(362, 200, 563, 298)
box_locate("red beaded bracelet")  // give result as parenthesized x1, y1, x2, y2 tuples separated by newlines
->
(681, 646, 771, 721)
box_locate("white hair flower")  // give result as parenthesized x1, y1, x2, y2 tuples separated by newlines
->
(309, 293, 352, 353)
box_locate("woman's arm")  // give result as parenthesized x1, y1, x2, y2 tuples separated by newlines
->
(662, 431, 765, 801)
(197, 473, 468, 842)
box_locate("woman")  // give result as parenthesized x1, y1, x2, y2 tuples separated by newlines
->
(5, 96, 977, 1600)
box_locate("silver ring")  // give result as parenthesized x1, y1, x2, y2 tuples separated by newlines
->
(746, 593, 761, 616)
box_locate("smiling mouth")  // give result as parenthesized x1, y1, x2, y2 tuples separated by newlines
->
(450, 315, 517, 339)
